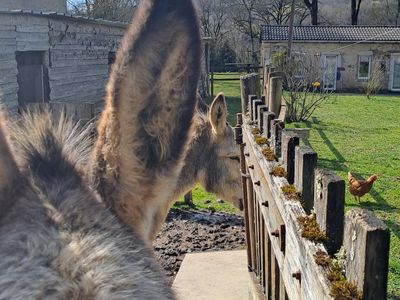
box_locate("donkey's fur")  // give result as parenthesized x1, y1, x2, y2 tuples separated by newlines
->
(148, 93, 243, 240)
(0, 0, 200, 298)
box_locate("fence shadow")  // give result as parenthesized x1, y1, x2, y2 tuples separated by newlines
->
(306, 117, 389, 208)
(310, 117, 346, 164)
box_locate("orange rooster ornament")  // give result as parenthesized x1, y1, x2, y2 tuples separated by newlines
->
(348, 172, 378, 202)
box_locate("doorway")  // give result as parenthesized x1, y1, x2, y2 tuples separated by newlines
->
(322, 54, 338, 91)
(16, 51, 49, 108)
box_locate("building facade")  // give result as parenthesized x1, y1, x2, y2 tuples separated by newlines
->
(0, 11, 127, 113)
(261, 25, 400, 92)
(0, 0, 67, 13)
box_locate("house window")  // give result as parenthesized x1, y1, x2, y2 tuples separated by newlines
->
(358, 54, 372, 79)
(16, 51, 49, 108)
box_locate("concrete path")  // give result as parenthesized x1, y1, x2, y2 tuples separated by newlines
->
(172, 250, 250, 300)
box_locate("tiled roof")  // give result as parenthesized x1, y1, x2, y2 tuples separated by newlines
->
(261, 25, 400, 42)
(0, 9, 128, 28)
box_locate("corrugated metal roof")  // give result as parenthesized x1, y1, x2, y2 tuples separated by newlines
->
(261, 25, 400, 42)
(0, 9, 128, 28)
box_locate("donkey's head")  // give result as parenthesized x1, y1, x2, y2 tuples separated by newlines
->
(179, 93, 243, 210)
(0, 0, 200, 297)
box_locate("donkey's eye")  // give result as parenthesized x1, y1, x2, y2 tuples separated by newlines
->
(229, 156, 240, 162)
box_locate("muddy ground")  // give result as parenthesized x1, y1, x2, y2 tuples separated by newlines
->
(153, 209, 246, 284)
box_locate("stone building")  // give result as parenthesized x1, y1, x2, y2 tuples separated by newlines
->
(260, 25, 400, 92)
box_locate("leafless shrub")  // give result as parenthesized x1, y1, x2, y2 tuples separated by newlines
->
(364, 60, 385, 99)
(272, 51, 333, 123)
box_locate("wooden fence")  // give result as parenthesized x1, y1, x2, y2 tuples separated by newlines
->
(236, 73, 390, 300)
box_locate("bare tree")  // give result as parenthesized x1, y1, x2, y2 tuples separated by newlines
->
(197, 0, 229, 47)
(351, 0, 363, 25)
(303, 0, 318, 25)
(255, 0, 309, 25)
(68, 0, 138, 22)
(229, 0, 259, 64)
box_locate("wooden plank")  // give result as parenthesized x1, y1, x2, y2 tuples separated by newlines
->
(260, 216, 266, 292)
(17, 41, 49, 51)
(237, 118, 253, 272)
(265, 233, 272, 299)
(16, 32, 49, 43)
(294, 146, 318, 214)
(0, 31, 16, 39)
(262, 111, 275, 139)
(16, 25, 49, 33)
(344, 209, 390, 300)
(0, 61, 17, 71)
(49, 75, 108, 89)
(0, 83, 18, 95)
(246, 177, 257, 271)
(240, 73, 260, 114)
(0, 25, 16, 31)
(51, 59, 109, 68)
(281, 130, 300, 184)
(271, 120, 285, 158)
(257, 105, 268, 133)
(252, 99, 263, 123)
(248, 95, 257, 120)
(314, 169, 345, 255)
(271, 253, 280, 300)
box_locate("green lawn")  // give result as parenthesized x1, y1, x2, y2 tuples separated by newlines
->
(209, 74, 400, 298)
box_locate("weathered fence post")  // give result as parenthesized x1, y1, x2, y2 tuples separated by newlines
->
(248, 95, 257, 119)
(240, 73, 261, 114)
(268, 76, 283, 118)
(281, 130, 300, 184)
(270, 120, 285, 158)
(264, 67, 275, 101)
(294, 146, 318, 213)
(344, 209, 390, 300)
(184, 191, 193, 206)
(252, 99, 263, 122)
(263, 111, 275, 138)
(236, 113, 253, 271)
(314, 169, 345, 255)
(257, 105, 268, 133)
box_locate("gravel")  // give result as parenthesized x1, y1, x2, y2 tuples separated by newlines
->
(153, 209, 246, 284)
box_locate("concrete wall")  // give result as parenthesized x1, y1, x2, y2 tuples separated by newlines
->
(0, 0, 67, 13)
(261, 41, 400, 91)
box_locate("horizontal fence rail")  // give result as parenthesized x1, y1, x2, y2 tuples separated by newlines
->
(236, 72, 390, 300)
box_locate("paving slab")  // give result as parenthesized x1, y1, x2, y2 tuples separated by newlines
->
(172, 250, 250, 300)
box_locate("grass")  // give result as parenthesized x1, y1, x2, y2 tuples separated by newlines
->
(172, 73, 245, 214)
(205, 75, 400, 297)
(287, 93, 400, 298)
(173, 184, 239, 214)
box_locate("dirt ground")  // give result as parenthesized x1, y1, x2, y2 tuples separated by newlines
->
(153, 209, 246, 284)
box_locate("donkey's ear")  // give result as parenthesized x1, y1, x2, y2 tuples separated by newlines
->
(209, 93, 228, 136)
(0, 113, 20, 220)
(91, 0, 201, 240)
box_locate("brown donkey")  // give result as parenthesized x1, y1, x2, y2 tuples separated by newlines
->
(0, 0, 200, 299)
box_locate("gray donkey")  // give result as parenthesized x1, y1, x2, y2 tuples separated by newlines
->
(0, 0, 200, 298)
(147, 93, 243, 240)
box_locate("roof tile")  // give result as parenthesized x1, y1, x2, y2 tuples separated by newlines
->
(261, 25, 400, 42)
